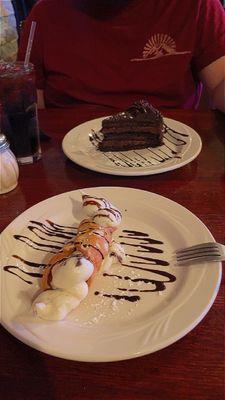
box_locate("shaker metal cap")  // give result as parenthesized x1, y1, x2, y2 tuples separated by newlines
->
(0, 134, 10, 151)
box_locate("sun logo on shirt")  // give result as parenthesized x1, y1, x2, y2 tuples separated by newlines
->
(131, 34, 190, 62)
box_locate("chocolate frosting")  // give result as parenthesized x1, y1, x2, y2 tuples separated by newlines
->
(102, 100, 163, 128)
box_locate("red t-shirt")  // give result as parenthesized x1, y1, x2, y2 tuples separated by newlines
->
(18, 0, 225, 109)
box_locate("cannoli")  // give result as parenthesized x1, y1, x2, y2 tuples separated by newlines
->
(32, 194, 125, 320)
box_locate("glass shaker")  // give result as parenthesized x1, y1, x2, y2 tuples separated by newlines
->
(0, 133, 19, 194)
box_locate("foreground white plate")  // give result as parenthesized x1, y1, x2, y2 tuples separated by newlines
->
(0, 187, 221, 361)
(62, 117, 202, 176)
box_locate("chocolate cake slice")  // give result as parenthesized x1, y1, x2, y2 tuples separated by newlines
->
(93, 100, 164, 152)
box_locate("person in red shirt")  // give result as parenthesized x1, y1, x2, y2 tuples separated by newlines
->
(18, 0, 225, 112)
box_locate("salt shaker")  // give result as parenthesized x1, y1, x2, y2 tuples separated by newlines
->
(0, 134, 19, 194)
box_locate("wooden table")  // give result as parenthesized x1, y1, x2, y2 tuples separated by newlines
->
(1, 106, 224, 400)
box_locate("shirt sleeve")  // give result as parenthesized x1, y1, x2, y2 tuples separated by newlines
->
(194, 0, 225, 72)
(17, 3, 45, 89)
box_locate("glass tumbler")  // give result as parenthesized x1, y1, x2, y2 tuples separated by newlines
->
(0, 61, 41, 164)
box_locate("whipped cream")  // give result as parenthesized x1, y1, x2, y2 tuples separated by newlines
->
(82, 194, 111, 216)
(92, 208, 122, 228)
(82, 194, 122, 227)
(33, 289, 80, 321)
(110, 241, 126, 263)
(102, 240, 126, 271)
(33, 254, 94, 321)
(51, 255, 94, 289)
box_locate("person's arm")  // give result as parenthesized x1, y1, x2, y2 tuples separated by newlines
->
(37, 89, 45, 109)
(199, 56, 225, 113)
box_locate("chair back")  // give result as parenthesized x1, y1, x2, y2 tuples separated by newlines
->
(12, 0, 36, 35)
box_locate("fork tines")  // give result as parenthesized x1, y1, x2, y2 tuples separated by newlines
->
(176, 242, 220, 254)
(175, 242, 222, 264)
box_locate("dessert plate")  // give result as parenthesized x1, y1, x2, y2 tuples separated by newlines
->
(62, 117, 202, 176)
(1, 187, 221, 362)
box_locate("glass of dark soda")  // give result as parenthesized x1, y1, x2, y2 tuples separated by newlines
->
(0, 61, 41, 164)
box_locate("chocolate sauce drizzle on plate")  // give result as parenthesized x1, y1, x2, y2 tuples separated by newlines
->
(95, 229, 176, 302)
(3, 223, 176, 303)
(92, 123, 189, 168)
(3, 221, 76, 284)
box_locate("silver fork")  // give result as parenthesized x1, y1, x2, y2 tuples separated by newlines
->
(175, 242, 225, 265)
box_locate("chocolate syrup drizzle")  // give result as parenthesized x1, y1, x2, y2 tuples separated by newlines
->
(95, 229, 175, 302)
(3, 221, 76, 284)
(3, 222, 176, 303)
(91, 123, 188, 168)
(3, 266, 42, 285)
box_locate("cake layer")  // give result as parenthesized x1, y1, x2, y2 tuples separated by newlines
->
(98, 134, 162, 152)
(100, 125, 163, 135)
(102, 117, 162, 129)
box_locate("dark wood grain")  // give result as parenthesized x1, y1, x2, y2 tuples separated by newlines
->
(1, 106, 224, 400)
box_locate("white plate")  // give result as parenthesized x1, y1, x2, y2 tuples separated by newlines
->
(1, 187, 221, 362)
(62, 117, 202, 176)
